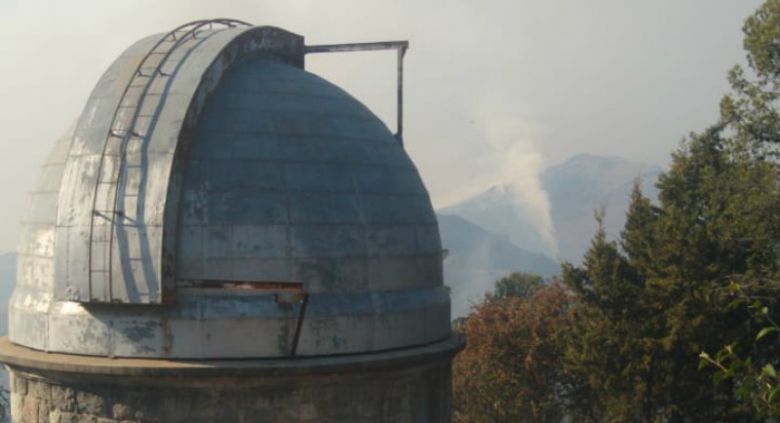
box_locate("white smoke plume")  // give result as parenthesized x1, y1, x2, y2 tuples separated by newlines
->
(464, 100, 559, 257)
(495, 142, 558, 256)
(441, 116, 559, 316)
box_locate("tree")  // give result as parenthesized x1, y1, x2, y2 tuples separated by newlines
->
(453, 277, 573, 423)
(560, 125, 780, 422)
(493, 272, 544, 299)
(451, 1, 780, 420)
(700, 280, 780, 419)
(691, 0, 780, 417)
(561, 211, 669, 423)
(559, 2, 780, 418)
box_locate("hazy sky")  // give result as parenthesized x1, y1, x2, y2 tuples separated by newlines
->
(0, 0, 764, 252)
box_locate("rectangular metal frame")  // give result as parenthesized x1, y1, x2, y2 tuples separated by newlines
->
(305, 41, 409, 147)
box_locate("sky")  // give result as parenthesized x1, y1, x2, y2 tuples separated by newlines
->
(0, 0, 765, 252)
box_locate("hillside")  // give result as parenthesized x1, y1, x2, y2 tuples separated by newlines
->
(542, 154, 661, 262)
(438, 185, 556, 257)
(438, 213, 559, 317)
(440, 154, 662, 264)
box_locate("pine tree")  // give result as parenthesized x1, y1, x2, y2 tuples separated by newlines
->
(562, 1, 780, 419)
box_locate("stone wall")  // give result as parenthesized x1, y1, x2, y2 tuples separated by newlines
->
(7, 362, 452, 423)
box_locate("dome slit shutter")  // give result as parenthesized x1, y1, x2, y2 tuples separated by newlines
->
(54, 23, 304, 305)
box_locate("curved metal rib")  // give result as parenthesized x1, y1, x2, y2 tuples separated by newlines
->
(87, 19, 251, 302)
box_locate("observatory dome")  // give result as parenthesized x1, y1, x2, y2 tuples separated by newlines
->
(9, 24, 450, 359)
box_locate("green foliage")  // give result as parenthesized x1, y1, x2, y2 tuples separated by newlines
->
(452, 1, 780, 420)
(453, 280, 574, 423)
(559, 1, 780, 420)
(692, 0, 780, 417)
(721, 0, 780, 151)
(699, 280, 780, 418)
(493, 272, 544, 299)
(560, 122, 780, 421)
(743, 0, 780, 82)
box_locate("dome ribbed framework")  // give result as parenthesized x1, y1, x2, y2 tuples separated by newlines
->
(9, 25, 449, 359)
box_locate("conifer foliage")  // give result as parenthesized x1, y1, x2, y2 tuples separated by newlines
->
(453, 0, 780, 420)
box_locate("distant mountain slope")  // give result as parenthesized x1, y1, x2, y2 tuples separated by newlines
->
(542, 154, 661, 262)
(437, 213, 559, 317)
(439, 185, 556, 257)
(440, 154, 662, 264)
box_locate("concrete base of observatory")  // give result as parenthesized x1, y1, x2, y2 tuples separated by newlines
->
(0, 336, 462, 423)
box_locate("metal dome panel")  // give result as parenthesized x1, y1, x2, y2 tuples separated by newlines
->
(9, 22, 451, 359)
(175, 58, 440, 294)
(53, 23, 304, 304)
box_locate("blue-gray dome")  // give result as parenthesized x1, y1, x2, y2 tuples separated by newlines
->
(9, 24, 450, 359)
(176, 58, 440, 293)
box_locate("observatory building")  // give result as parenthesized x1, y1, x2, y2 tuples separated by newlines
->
(0, 20, 461, 422)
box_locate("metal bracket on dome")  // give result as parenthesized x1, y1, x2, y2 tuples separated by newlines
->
(304, 41, 409, 147)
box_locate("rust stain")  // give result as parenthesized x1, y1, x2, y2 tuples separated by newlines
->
(178, 279, 304, 292)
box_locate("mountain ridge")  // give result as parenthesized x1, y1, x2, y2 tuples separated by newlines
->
(439, 154, 663, 263)
(437, 213, 560, 317)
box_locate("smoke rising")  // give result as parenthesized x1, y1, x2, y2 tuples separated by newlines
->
(443, 101, 559, 257)
(441, 134, 559, 316)
(496, 142, 558, 256)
